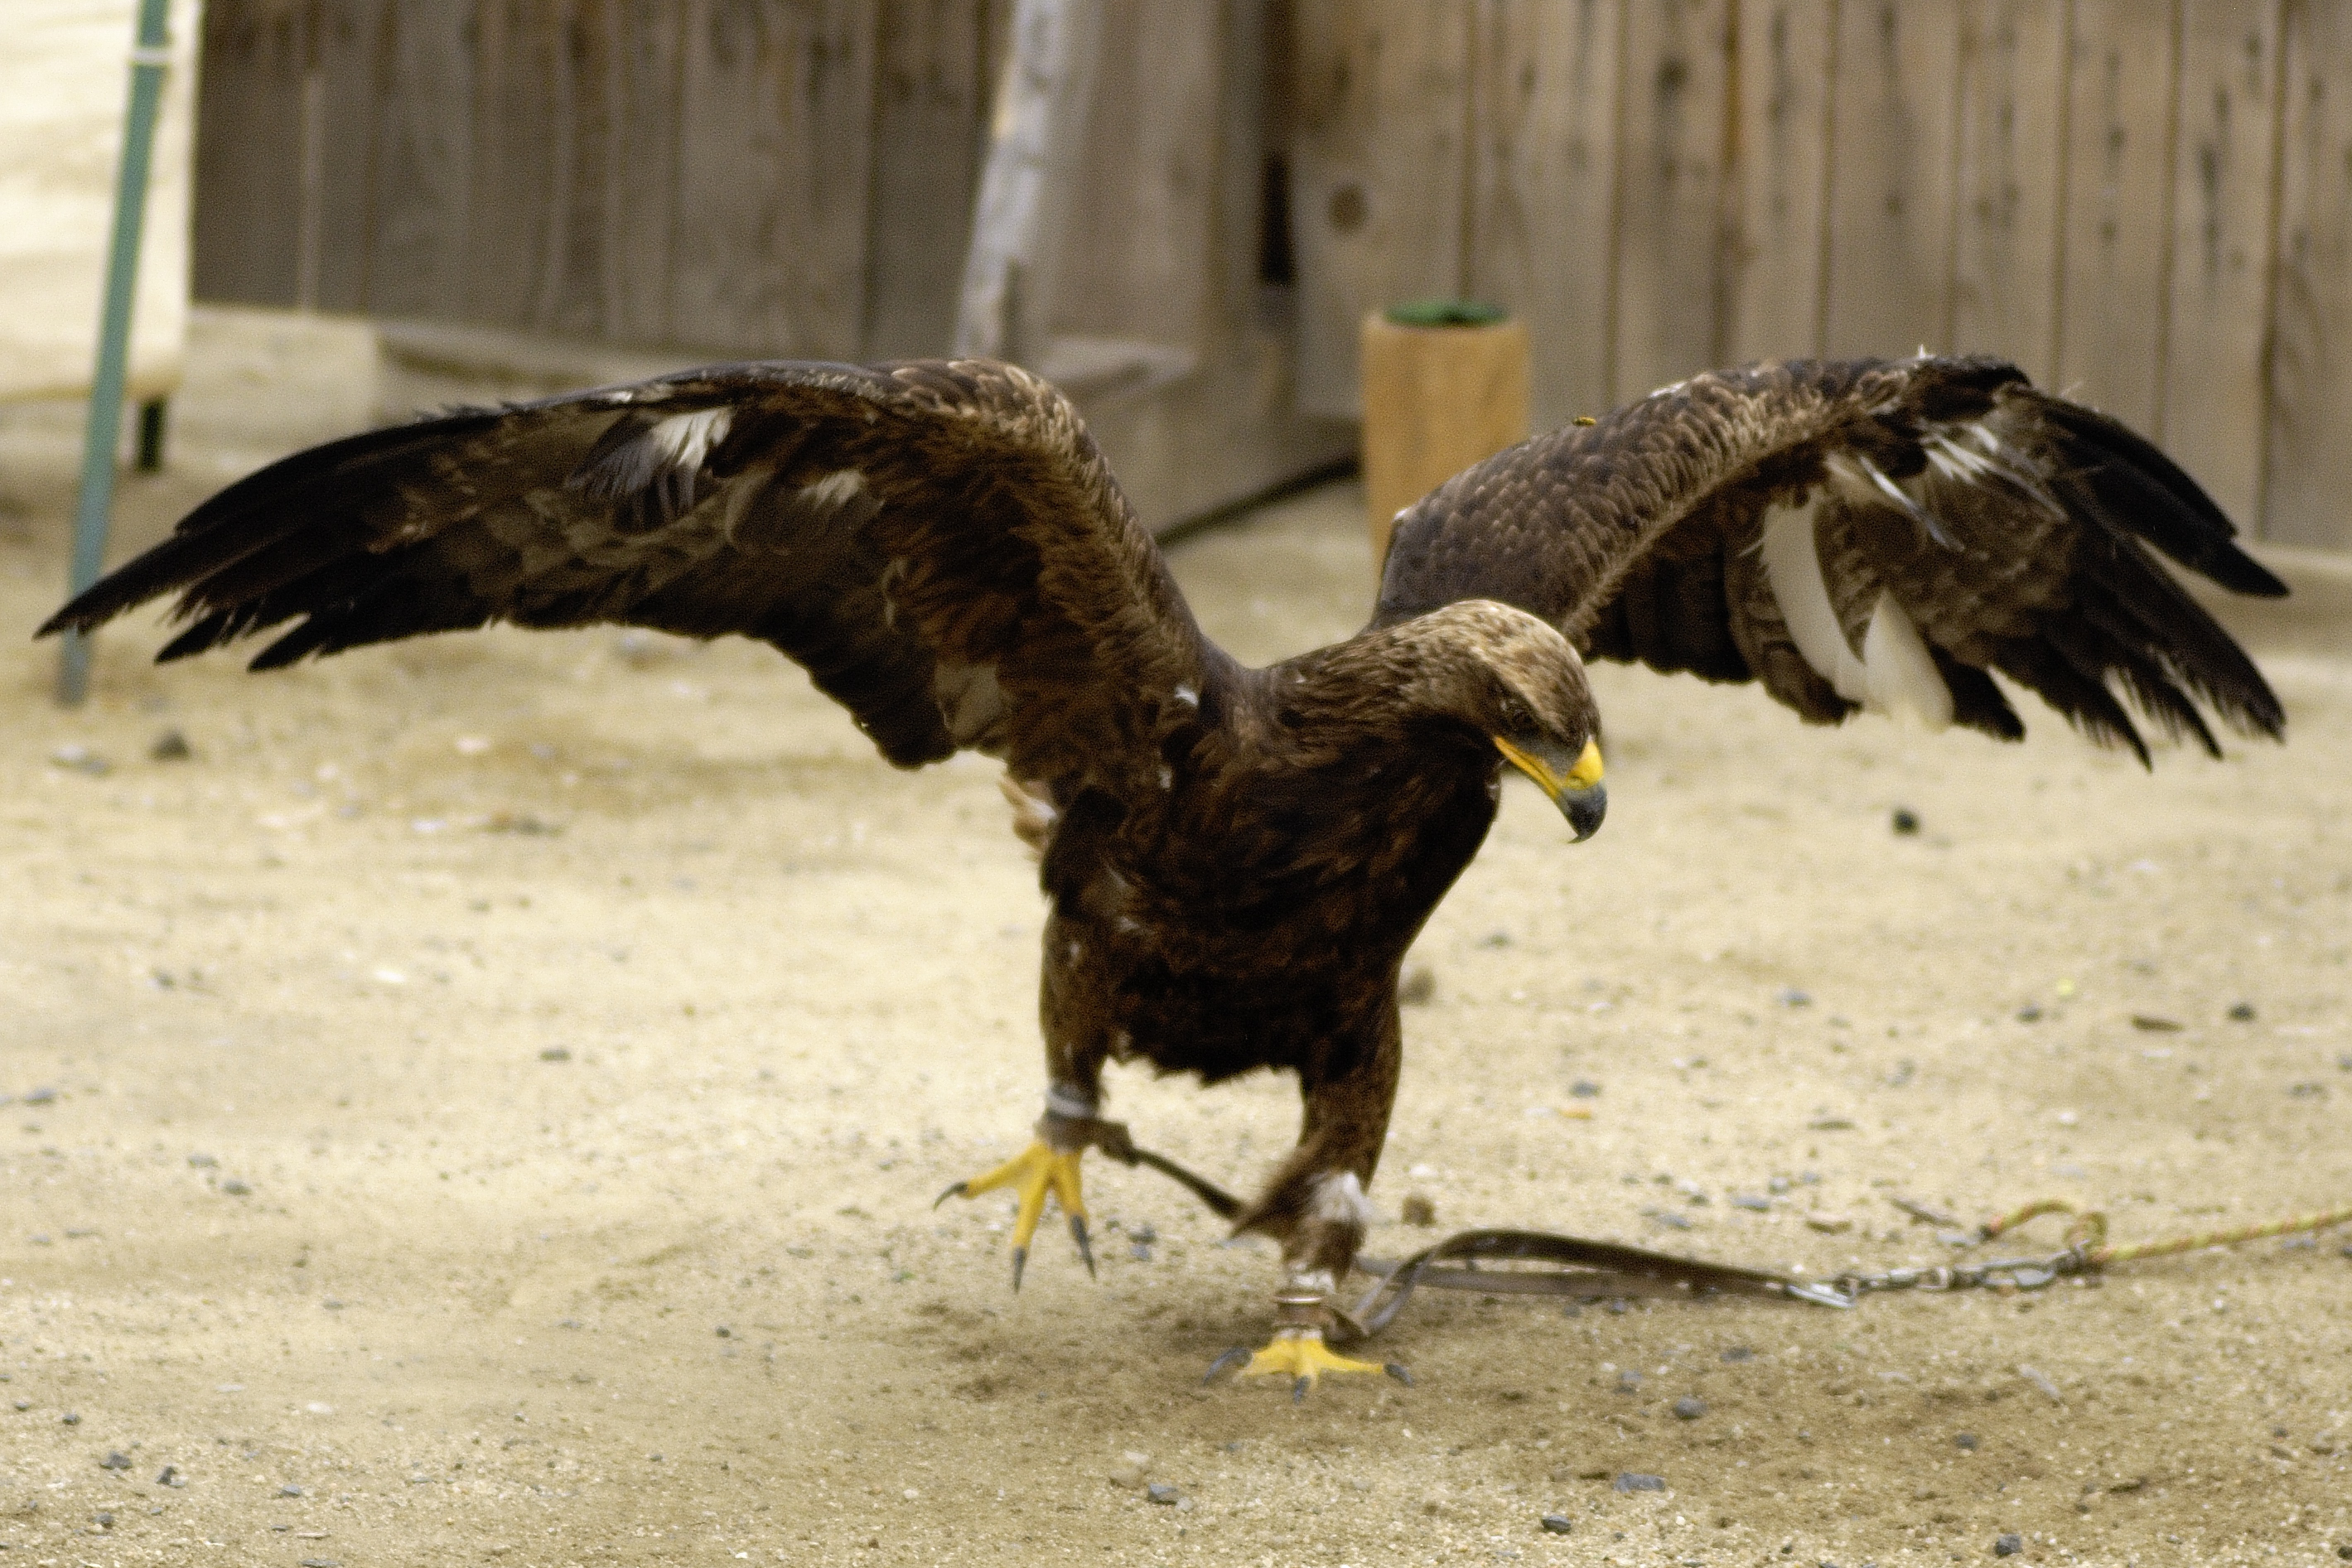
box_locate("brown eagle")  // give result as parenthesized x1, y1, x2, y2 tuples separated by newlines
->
(44, 355, 2284, 1390)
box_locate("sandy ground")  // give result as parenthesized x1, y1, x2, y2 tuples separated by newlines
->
(3, 319, 2350, 1567)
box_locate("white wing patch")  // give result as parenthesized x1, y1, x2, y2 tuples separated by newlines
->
(1760, 496, 1953, 729)
(797, 468, 869, 513)
(1859, 591, 1954, 728)
(645, 408, 732, 470)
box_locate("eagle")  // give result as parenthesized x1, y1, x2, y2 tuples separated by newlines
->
(44, 354, 2285, 1391)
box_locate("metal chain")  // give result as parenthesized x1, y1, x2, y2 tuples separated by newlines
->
(1827, 1243, 2093, 1302)
(1823, 1195, 2352, 1304)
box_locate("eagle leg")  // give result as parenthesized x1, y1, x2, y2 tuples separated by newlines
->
(936, 1100, 1128, 1289)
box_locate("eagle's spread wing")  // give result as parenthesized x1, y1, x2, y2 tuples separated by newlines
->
(1371, 356, 2286, 762)
(45, 359, 1212, 799)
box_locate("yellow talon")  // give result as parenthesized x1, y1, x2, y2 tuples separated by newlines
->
(937, 1138, 1091, 1287)
(1229, 1329, 1393, 1400)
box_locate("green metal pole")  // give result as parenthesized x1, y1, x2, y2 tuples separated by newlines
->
(58, 0, 175, 707)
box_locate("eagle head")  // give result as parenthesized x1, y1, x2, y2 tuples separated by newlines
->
(1420, 601, 1609, 842)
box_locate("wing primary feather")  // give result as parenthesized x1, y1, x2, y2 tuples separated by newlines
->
(2031, 393, 2287, 597)
(1928, 648, 2024, 741)
(1994, 636, 2153, 767)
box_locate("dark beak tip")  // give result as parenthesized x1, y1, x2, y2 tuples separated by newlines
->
(1563, 784, 1607, 842)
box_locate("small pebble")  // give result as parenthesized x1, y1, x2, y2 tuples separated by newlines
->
(1955, 1433, 1979, 1450)
(1615, 1370, 1642, 1392)
(2129, 1013, 2183, 1033)
(1145, 1482, 1181, 1505)
(1721, 1346, 1755, 1363)
(1731, 1194, 1772, 1212)
(1613, 1473, 1666, 1493)
(1107, 1451, 1152, 1488)
(1891, 807, 1920, 835)
(2228, 1001, 2257, 1022)
(1994, 1533, 2023, 1556)
(157, 1466, 181, 1486)
(61, 1411, 80, 1425)
(538, 1047, 572, 1062)
(713, 1324, 730, 1338)
(1569, 1079, 1601, 1098)
(149, 729, 192, 762)
(1539, 1513, 1574, 1534)
(1400, 1194, 1437, 1228)
(187, 1153, 216, 1167)
(1398, 965, 1437, 1006)
(1804, 1214, 1852, 1234)
(93, 1511, 113, 1529)
(1647, 1210, 1693, 1231)
(1778, 987, 1812, 1008)
(50, 744, 111, 776)
(2015, 1005, 2043, 1023)
(1672, 1397, 1706, 1421)
(280, 1484, 303, 1498)
(24, 1086, 57, 1105)
(2335, 1545, 2351, 1561)
(99, 1451, 132, 1470)
(220, 1179, 252, 1196)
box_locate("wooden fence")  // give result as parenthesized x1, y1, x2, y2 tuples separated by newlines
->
(1292, 0, 2352, 550)
(193, 0, 1006, 362)
(192, 1, 2352, 549)
(189, 0, 1355, 527)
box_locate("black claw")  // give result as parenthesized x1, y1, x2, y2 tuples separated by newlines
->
(1070, 1214, 1095, 1279)
(1384, 1362, 1413, 1387)
(1292, 1376, 1311, 1403)
(932, 1181, 967, 1209)
(1202, 1347, 1252, 1385)
(1011, 1246, 1027, 1292)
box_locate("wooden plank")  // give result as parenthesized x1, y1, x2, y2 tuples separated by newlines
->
(1723, 0, 1836, 365)
(605, 0, 686, 345)
(673, 0, 879, 358)
(1289, 0, 1474, 417)
(364, 0, 476, 321)
(529, 0, 619, 340)
(1052, 0, 1222, 356)
(1467, 0, 1621, 428)
(2160, 0, 2281, 531)
(1946, 0, 2065, 379)
(1610, 0, 1734, 403)
(191, 0, 309, 307)
(463, 0, 563, 333)
(2051, 0, 2178, 431)
(2261, 1, 2352, 549)
(861, 0, 993, 359)
(1820, 1, 1965, 359)
(311, 0, 387, 313)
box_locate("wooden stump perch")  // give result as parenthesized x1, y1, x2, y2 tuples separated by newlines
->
(1360, 303, 1529, 569)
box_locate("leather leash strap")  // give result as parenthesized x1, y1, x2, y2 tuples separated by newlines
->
(1115, 1139, 1847, 1346)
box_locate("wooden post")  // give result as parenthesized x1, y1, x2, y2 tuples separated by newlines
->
(1360, 305, 1529, 567)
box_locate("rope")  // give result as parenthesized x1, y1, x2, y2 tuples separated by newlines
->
(1978, 1196, 2352, 1266)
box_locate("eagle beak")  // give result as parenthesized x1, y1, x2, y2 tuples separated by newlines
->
(1494, 736, 1607, 842)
